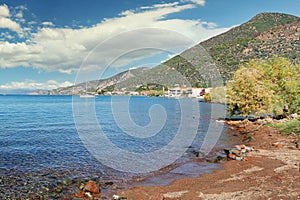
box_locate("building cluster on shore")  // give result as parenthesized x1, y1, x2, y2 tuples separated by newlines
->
(98, 84, 211, 99)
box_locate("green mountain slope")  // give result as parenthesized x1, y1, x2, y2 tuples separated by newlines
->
(201, 12, 300, 81)
(119, 12, 300, 88)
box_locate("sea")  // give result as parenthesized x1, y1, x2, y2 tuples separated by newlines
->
(0, 95, 233, 198)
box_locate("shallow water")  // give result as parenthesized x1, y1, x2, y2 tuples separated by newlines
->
(0, 95, 229, 198)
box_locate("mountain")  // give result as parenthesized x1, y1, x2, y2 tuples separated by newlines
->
(201, 12, 300, 81)
(118, 12, 300, 88)
(45, 67, 148, 95)
(50, 12, 300, 94)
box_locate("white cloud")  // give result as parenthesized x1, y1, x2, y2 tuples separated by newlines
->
(15, 5, 27, 11)
(0, 79, 73, 90)
(0, 1, 229, 79)
(201, 21, 217, 29)
(181, 0, 205, 6)
(28, 21, 36, 25)
(0, 4, 22, 34)
(15, 11, 26, 23)
(16, 11, 23, 19)
(141, 2, 180, 10)
(42, 21, 54, 26)
(0, 17, 22, 32)
(190, 0, 205, 6)
(0, 4, 9, 17)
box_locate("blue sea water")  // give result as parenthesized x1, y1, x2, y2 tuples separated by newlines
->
(0, 95, 227, 179)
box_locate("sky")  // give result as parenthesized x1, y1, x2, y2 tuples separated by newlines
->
(0, 0, 299, 93)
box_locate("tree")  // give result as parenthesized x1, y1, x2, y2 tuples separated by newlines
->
(227, 62, 274, 116)
(228, 57, 300, 116)
(258, 57, 300, 114)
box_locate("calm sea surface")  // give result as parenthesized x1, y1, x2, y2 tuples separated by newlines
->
(0, 95, 229, 197)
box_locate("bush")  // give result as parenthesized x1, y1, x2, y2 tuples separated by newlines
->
(267, 119, 300, 135)
(204, 87, 226, 104)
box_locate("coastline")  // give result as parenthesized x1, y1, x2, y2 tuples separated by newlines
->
(117, 119, 300, 200)
(1, 95, 299, 199)
(96, 125, 240, 199)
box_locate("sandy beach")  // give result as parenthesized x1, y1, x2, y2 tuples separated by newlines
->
(117, 119, 300, 200)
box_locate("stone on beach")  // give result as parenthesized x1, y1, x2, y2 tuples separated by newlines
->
(242, 135, 255, 143)
(84, 180, 100, 194)
(290, 113, 298, 119)
(75, 191, 85, 198)
(113, 194, 128, 200)
(224, 144, 254, 161)
(272, 142, 283, 148)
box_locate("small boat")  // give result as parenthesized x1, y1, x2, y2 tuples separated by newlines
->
(80, 81, 95, 98)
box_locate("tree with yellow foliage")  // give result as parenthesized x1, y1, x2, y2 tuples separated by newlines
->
(227, 57, 299, 116)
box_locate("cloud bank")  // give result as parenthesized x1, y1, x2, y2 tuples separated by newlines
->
(0, 79, 73, 90)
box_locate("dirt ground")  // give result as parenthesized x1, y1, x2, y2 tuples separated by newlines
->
(118, 120, 300, 200)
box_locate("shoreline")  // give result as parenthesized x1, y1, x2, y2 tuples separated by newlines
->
(117, 119, 300, 200)
(1, 118, 299, 199)
(98, 125, 240, 198)
(0, 122, 238, 200)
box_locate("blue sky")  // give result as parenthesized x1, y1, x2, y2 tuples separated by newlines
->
(0, 0, 299, 93)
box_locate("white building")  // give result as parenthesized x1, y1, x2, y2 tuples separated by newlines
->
(167, 86, 182, 97)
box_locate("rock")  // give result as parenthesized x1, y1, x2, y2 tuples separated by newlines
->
(228, 153, 236, 159)
(272, 142, 283, 148)
(113, 195, 120, 200)
(295, 141, 300, 149)
(265, 117, 274, 123)
(85, 192, 93, 199)
(226, 120, 242, 126)
(242, 135, 255, 143)
(245, 146, 255, 152)
(231, 149, 241, 156)
(113, 194, 127, 200)
(54, 187, 62, 193)
(207, 156, 226, 163)
(112, 185, 118, 190)
(75, 191, 85, 198)
(62, 180, 68, 185)
(225, 144, 254, 161)
(79, 182, 85, 190)
(234, 145, 242, 150)
(235, 156, 243, 161)
(84, 180, 100, 194)
(290, 113, 298, 119)
(104, 181, 114, 186)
